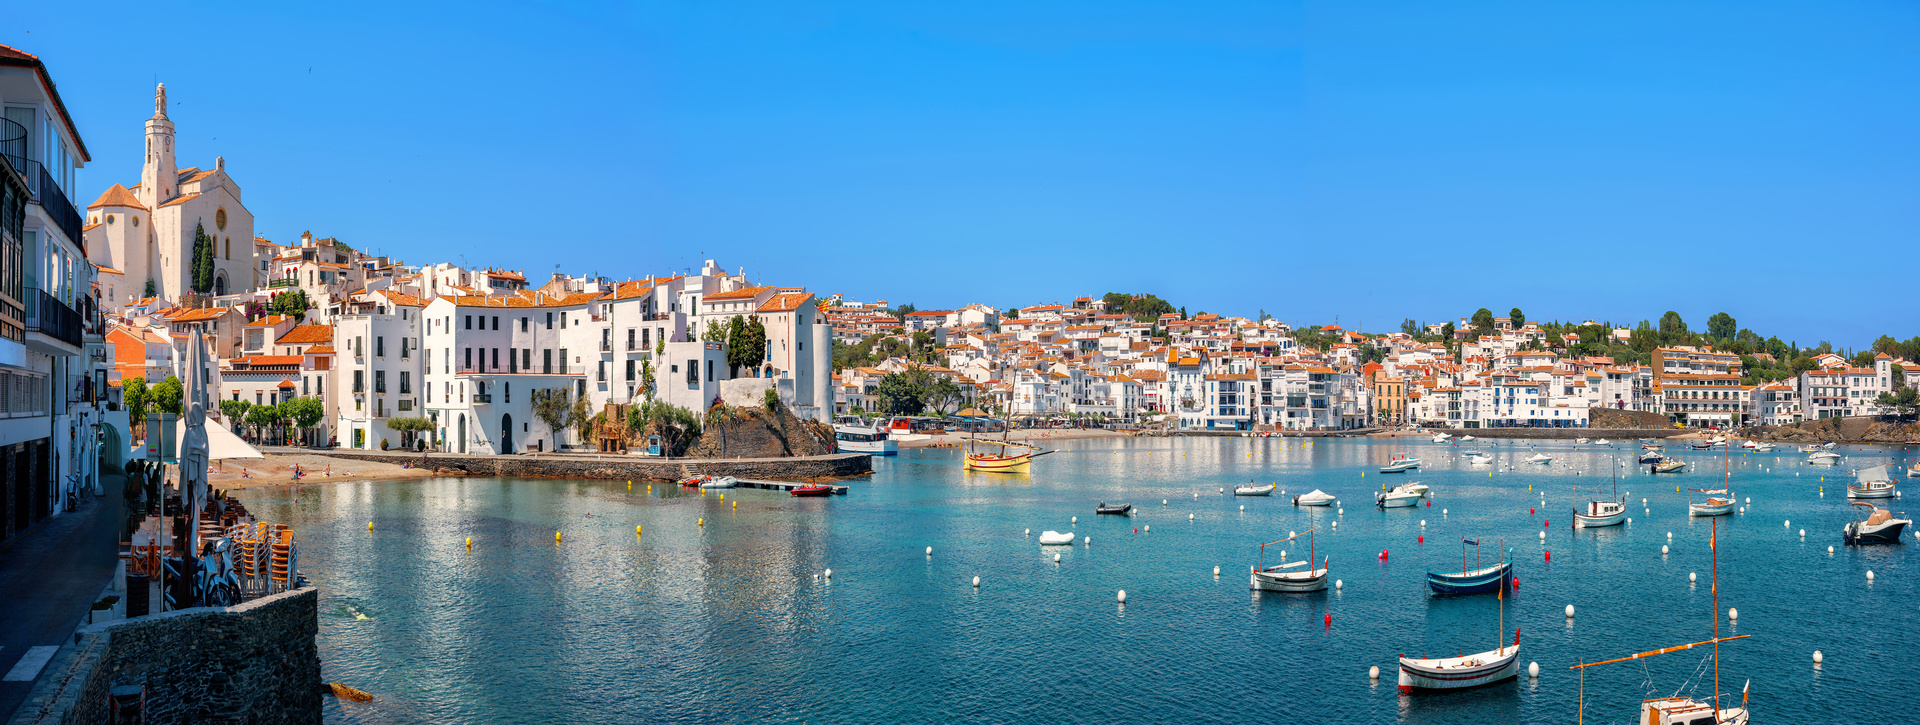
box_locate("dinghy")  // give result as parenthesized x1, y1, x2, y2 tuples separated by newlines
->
(1095, 502, 1133, 515)
(1843, 502, 1911, 545)
(1847, 465, 1896, 499)
(1250, 508, 1329, 593)
(1292, 489, 1336, 507)
(1234, 483, 1277, 497)
(1427, 538, 1511, 595)
(1037, 530, 1076, 545)
(698, 476, 739, 489)
(1431, 433, 1452, 443)
(790, 484, 832, 497)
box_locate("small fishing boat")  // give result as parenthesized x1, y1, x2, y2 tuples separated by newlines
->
(1690, 442, 1716, 450)
(1639, 450, 1666, 464)
(1909, 464, 1920, 479)
(1402, 540, 1520, 692)
(698, 476, 739, 489)
(1250, 508, 1329, 593)
(1808, 450, 1842, 465)
(1234, 483, 1277, 496)
(1526, 452, 1553, 465)
(1568, 517, 1750, 724)
(1380, 455, 1421, 473)
(790, 484, 832, 497)
(964, 439, 1046, 473)
(1847, 465, 1896, 499)
(1377, 485, 1423, 508)
(1037, 530, 1076, 545)
(1652, 460, 1686, 474)
(1095, 502, 1133, 515)
(1576, 437, 1590, 445)
(1843, 502, 1911, 545)
(1427, 538, 1511, 595)
(1293, 489, 1336, 507)
(1575, 465, 1627, 528)
(1432, 432, 1452, 443)
(1687, 488, 1735, 517)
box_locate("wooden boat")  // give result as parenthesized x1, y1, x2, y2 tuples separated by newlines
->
(1376, 484, 1423, 508)
(1847, 465, 1896, 498)
(790, 484, 832, 497)
(1037, 530, 1075, 545)
(1250, 508, 1328, 593)
(1234, 484, 1277, 496)
(1843, 501, 1911, 545)
(1380, 455, 1421, 473)
(1095, 502, 1133, 515)
(964, 440, 1043, 473)
(1292, 489, 1336, 507)
(1569, 517, 1750, 724)
(1402, 540, 1520, 692)
(1688, 488, 1735, 517)
(1575, 464, 1627, 528)
(1652, 460, 1686, 474)
(328, 682, 374, 702)
(1427, 538, 1510, 595)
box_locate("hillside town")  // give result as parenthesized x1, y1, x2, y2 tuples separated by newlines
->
(3, 47, 1917, 542)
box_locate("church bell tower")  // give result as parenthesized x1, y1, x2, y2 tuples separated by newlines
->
(137, 83, 176, 209)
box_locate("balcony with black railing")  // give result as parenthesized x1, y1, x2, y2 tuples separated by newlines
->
(25, 288, 81, 349)
(1, 119, 84, 246)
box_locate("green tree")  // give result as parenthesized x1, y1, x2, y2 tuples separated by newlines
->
(876, 369, 930, 415)
(627, 400, 701, 456)
(190, 222, 214, 294)
(639, 358, 656, 399)
(245, 402, 281, 441)
(143, 279, 156, 298)
(218, 399, 251, 432)
(282, 396, 326, 444)
(1508, 307, 1525, 329)
(923, 376, 963, 415)
(1471, 308, 1495, 335)
(386, 416, 434, 449)
(270, 290, 311, 321)
(1004, 307, 1019, 319)
(1707, 312, 1736, 341)
(1440, 322, 1455, 340)
(123, 377, 151, 431)
(703, 319, 724, 348)
(1659, 311, 1688, 337)
(1400, 318, 1418, 335)
(1894, 365, 1907, 391)
(151, 375, 184, 416)
(725, 315, 768, 375)
(530, 387, 573, 450)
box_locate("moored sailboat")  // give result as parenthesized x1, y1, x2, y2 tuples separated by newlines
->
(1426, 538, 1512, 595)
(1847, 465, 1897, 499)
(1574, 462, 1627, 528)
(1401, 539, 1520, 692)
(1250, 507, 1329, 593)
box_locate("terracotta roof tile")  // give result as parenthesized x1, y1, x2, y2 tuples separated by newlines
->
(87, 184, 147, 210)
(274, 324, 333, 345)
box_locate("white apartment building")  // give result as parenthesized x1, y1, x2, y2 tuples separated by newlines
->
(334, 291, 424, 449)
(1750, 382, 1799, 426)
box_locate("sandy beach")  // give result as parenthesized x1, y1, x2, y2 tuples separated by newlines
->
(210, 453, 437, 490)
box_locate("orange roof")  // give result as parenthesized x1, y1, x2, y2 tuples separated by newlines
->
(304, 345, 336, 354)
(88, 184, 147, 210)
(375, 290, 426, 307)
(705, 285, 775, 301)
(274, 324, 333, 345)
(157, 192, 201, 208)
(96, 266, 124, 276)
(238, 356, 303, 366)
(756, 292, 813, 314)
(246, 315, 292, 327)
(277, 379, 297, 389)
(165, 307, 229, 322)
(485, 269, 526, 281)
(449, 295, 534, 308)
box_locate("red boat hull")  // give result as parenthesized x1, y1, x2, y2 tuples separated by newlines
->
(791, 486, 832, 497)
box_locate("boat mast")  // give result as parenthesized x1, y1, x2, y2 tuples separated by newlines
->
(1712, 515, 1720, 713)
(1497, 539, 1505, 655)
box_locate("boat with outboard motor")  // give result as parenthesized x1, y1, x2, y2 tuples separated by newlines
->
(1575, 462, 1627, 527)
(1380, 455, 1421, 473)
(1235, 483, 1277, 496)
(1095, 502, 1133, 515)
(1844, 501, 1911, 545)
(1808, 450, 1842, 465)
(1377, 483, 1424, 508)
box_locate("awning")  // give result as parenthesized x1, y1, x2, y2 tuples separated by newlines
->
(955, 407, 990, 418)
(176, 419, 266, 460)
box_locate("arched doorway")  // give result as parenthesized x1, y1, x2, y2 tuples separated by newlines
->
(457, 414, 467, 454)
(499, 414, 513, 455)
(98, 424, 124, 472)
(213, 272, 227, 296)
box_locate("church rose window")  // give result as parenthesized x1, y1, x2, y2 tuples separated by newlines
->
(216, 208, 227, 230)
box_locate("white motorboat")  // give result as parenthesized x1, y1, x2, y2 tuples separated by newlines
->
(1250, 509, 1329, 592)
(698, 476, 739, 489)
(1377, 485, 1423, 508)
(1843, 501, 1912, 545)
(1400, 481, 1430, 496)
(1380, 456, 1421, 473)
(1750, 442, 1774, 453)
(1591, 438, 1611, 447)
(1638, 450, 1666, 464)
(1847, 465, 1896, 499)
(1820, 441, 1837, 450)
(1808, 450, 1842, 465)
(1432, 433, 1453, 443)
(1575, 464, 1628, 528)
(1569, 516, 1750, 725)
(1037, 530, 1076, 545)
(833, 418, 898, 456)
(1739, 440, 1757, 449)
(1652, 460, 1686, 474)
(1688, 488, 1735, 517)
(1909, 464, 1920, 479)
(1576, 437, 1590, 445)
(1234, 483, 1277, 496)
(1467, 452, 1494, 466)
(1292, 489, 1337, 507)
(1459, 435, 1476, 442)
(1526, 452, 1553, 464)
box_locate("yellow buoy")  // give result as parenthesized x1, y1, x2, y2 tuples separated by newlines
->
(636, 525, 643, 535)
(698, 517, 704, 527)
(732, 501, 738, 510)
(628, 480, 633, 490)
(556, 531, 563, 543)
(465, 537, 472, 549)
(368, 521, 373, 531)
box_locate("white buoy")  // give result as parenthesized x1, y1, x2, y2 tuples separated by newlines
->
(1663, 545, 1670, 555)
(1443, 508, 1448, 515)
(1627, 518, 1633, 525)
(1421, 520, 1427, 527)
(1213, 565, 1220, 577)
(1338, 508, 1343, 515)
(1072, 516, 1078, 524)
(1539, 531, 1546, 540)
(1336, 579, 1343, 589)
(1117, 589, 1127, 603)
(1369, 665, 1380, 679)
(1189, 513, 1195, 520)
(1331, 521, 1338, 529)
(1084, 536, 1091, 545)
(1828, 546, 1835, 554)
(1784, 520, 1790, 528)
(1799, 529, 1805, 538)
(1024, 528, 1030, 536)
(1745, 497, 1751, 504)
(1728, 607, 1738, 620)
(1739, 507, 1745, 514)
(824, 568, 833, 578)
(1291, 531, 1296, 538)
(1565, 604, 1575, 618)
(1528, 662, 1540, 678)
(1813, 650, 1824, 663)
(1144, 525, 1150, 533)
(1667, 532, 1673, 540)
(927, 546, 934, 556)
(1642, 498, 1647, 505)
(973, 576, 981, 588)
(1689, 572, 1696, 582)
(1240, 505, 1245, 511)
(1867, 570, 1875, 581)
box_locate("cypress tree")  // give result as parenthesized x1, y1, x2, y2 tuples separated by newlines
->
(190, 222, 215, 293)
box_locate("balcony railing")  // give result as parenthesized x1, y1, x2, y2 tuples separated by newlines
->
(642, 312, 671, 321)
(1, 123, 84, 246)
(25, 288, 80, 348)
(600, 340, 612, 352)
(472, 393, 492, 404)
(267, 277, 300, 289)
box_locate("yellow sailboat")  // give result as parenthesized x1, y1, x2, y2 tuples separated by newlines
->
(964, 440, 1042, 473)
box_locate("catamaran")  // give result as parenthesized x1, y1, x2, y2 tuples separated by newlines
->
(1568, 517, 1750, 724)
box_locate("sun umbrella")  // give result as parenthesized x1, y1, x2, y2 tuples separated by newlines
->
(177, 417, 266, 460)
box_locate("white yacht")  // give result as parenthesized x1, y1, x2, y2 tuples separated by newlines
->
(833, 417, 898, 456)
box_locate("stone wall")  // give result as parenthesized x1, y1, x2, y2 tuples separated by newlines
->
(309, 450, 873, 482)
(9, 587, 321, 725)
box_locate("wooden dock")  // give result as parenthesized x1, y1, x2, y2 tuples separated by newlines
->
(734, 478, 850, 495)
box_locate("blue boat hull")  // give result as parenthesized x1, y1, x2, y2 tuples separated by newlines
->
(1426, 562, 1512, 595)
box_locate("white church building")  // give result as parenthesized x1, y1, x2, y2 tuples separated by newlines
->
(84, 84, 255, 309)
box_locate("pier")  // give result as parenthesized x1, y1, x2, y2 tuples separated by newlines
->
(733, 479, 850, 495)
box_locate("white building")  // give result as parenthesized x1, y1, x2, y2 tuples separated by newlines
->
(334, 291, 424, 449)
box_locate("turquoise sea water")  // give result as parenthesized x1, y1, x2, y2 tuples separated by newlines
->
(235, 437, 1920, 724)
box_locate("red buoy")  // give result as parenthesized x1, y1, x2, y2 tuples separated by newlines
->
(1418, 535, 1424, 543)
(1544, 550, 1552, 562)
(1530, 507, 1535, 515)
(1512, 577, 1520, 589)
(1325, 613, 1332, 627)
(1426, 500, 1432, 507)
(1379, 549, 1389, 561)
(1544, 520, 1550, 529)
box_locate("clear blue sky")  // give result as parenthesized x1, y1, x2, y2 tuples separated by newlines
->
(10, 1, 1917, 348)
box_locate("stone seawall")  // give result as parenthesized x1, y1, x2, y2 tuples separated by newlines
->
(305, 450, 874, 482)
(9, 587, 321, 725)
(1438, 428, 1684, 440)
